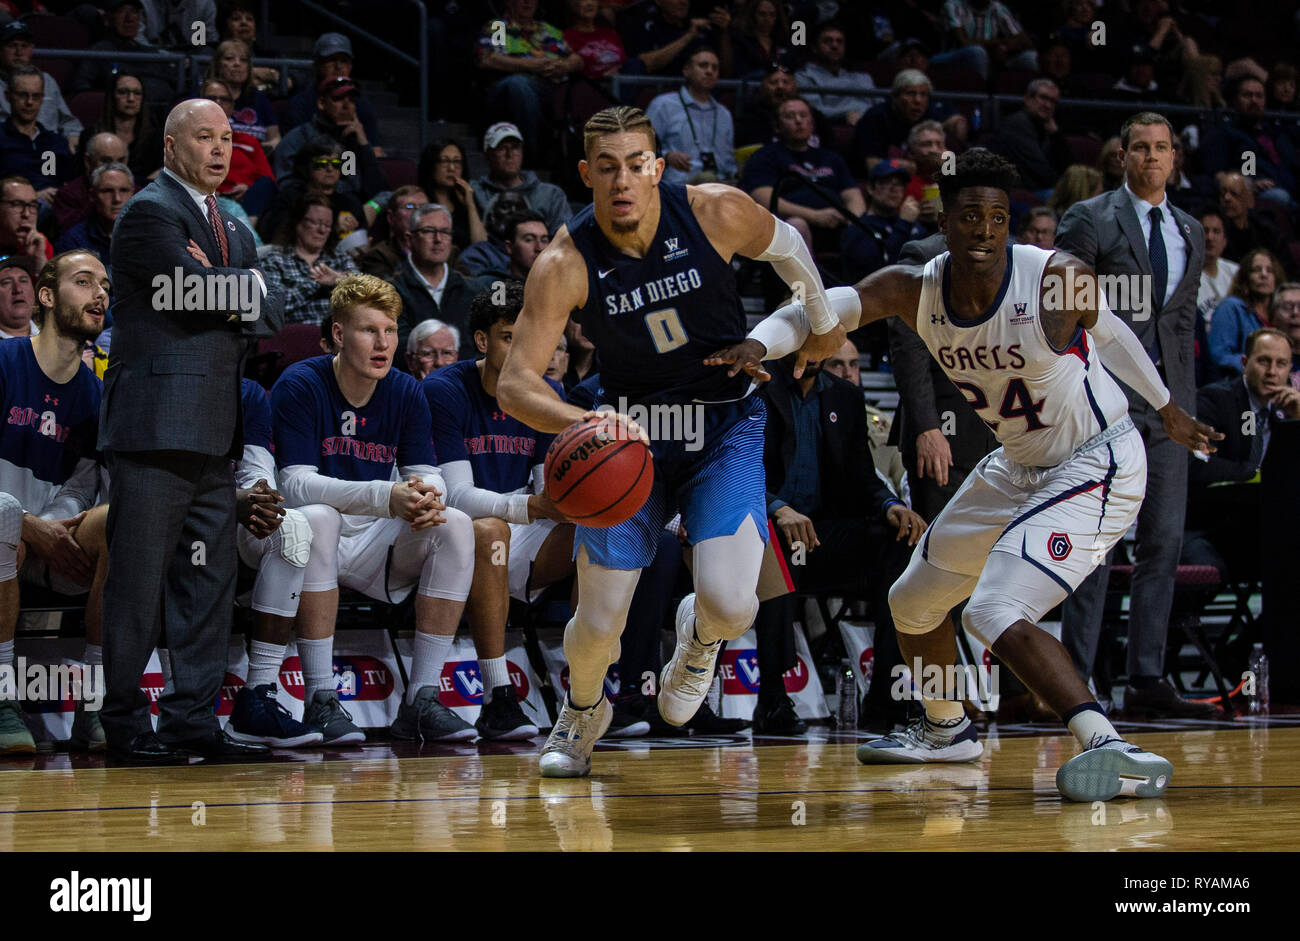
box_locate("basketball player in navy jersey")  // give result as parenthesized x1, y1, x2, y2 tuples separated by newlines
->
(712, 150, 1222, 801)
(271, 274, 477, 745)
(0, 251, 109, 754)
(497, 105, 846, 778)
(423, 282, 573, 740)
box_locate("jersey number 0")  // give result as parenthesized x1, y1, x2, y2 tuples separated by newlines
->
(644, 307, 688, 353)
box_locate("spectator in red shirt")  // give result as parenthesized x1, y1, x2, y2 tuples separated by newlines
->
(200, 78, 276, 223)
(564, 0, 627, 79)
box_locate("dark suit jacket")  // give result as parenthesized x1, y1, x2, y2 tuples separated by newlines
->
(1189, 376, 1288, 490)
(390, 262, 488, 364)
(102, 171, 285, 459)
(760, 362, 895, 521)
(1056, 187, 1204, 413)
(886, 233, 999, 470)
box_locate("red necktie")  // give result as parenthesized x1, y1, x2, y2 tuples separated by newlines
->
(205, 193, 229, 265)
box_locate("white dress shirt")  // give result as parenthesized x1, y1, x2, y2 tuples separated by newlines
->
(409, 257, 448, 306)
(1123, 182, 1187, 308)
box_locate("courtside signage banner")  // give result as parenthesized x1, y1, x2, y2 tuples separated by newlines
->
(397, 631, 550, 730)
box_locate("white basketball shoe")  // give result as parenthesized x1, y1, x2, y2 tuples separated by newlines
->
(856, 714, 984, 764)
(539, 694, 613, 778)
(658, 593, 722, 726)
(1056, 737, 1173, 801)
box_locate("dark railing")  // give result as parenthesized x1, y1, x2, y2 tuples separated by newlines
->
(35, 46, 313, 98)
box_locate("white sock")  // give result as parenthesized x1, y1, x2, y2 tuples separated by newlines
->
(480, 656, 510, 702)
(82, 643, 102, 667)
(1067, 705, 1120, 749)
(246, 639, 286, 689)
(922, 697, 966, 725)
(297, 636, 336, 701)
(408, 632, 453, 705)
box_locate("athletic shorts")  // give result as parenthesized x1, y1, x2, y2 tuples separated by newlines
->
(917, 418, 1146, 595)
(507, 518, 559, 602)
(574, 395, 769, 570)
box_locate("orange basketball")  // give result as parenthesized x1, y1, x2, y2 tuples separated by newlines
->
(544, 416, 654, 528)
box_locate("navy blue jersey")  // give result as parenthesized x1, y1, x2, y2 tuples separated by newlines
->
(423, 359, 564, 492)
(0, 338, 101, 514)
(567, 182, 749, 406)
(240, 378, 273, 451)
(270, 355, 436, 479)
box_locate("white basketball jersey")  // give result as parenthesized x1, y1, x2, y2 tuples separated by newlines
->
(916, 244, 1129, 467)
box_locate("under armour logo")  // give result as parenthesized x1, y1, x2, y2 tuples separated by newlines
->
(289, 592, 298, 600)
(43, 394, 59, 405)
(358, 417, 366, 426)
(931, 314, 946, 325)
(492, 410, 508, 421)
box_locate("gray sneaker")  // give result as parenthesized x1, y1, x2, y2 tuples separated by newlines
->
(0, 698, 34, 755)
(1056, 737, 1173, 802)
(69, 701, 106, 752)
(390, 686, 476, 742)
(302, 690, 366, 745)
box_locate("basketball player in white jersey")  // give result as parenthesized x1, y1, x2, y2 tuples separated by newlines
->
(497, 106, 845, 778)
(711, 150, 1222, 801)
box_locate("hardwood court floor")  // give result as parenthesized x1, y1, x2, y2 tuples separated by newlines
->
(2, 721, 1298, 851)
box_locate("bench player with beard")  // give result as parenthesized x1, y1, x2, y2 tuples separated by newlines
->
(711, 150, 1222, 802)
(496, 105, 847, 778)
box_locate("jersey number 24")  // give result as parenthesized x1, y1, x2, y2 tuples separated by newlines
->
(951, 377, 1048, 432)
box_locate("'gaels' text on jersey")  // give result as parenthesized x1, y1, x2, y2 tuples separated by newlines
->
(567, 182, 750, 406)
(916, 244, 1129, 467)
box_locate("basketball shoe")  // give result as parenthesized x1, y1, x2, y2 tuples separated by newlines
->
(303, 689, 366, 745)
(0, 698, 34, 755)
(69, 701, 107, 751)
(390, 686, 476, 743)
(1056, 737, 1173, 801)
(856, 714, 983, 764)
(476, 684, 539, 740)
(228, 684, 323, 748)
(658, 593, 721, 726)
(539, 694, 613, 777)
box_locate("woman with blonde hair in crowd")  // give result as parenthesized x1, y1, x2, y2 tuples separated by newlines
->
(206, 38, 280, 151)
(1047, 163, 1101, 217)
(1095, 136, 1124, 191)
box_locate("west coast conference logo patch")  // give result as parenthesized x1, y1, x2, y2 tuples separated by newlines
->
(1048, 532, 1073, 561)
(279, 656, 395, 702)
(440, 658, 532, 706)
(1009, 300, 1034, 325)
(662, 236, 689, 263)
(719, 649, 811, 695)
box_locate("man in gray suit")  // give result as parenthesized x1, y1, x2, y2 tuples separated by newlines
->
(100, 98, 285, 762)
(1055, 112, 1216, 718)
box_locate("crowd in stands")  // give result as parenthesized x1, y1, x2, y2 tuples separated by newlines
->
(2, 0, 1299, 757)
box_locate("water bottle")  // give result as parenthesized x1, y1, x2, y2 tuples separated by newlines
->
(1247, 644, 1269, 714)
(837, 659, 858, 730)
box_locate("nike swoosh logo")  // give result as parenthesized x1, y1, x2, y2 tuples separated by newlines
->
(598, 268, 615, 279)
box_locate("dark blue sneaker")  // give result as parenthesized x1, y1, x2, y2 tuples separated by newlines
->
(228, 684, 324, 748)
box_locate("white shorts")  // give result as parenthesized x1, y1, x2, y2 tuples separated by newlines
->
(918, 421, 1146, 594)
(507, 518, 559, 603)
(336, 515, 416, 602)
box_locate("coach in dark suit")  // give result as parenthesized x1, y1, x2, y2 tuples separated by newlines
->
(887, 232, 999, 522)
(100, 99, 285, 762)
(1055, 112, 1214, 717)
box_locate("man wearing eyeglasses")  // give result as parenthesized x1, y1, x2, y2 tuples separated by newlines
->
(357, 185, 429, 279)
(0, 67, 75, 202)
(991, 78, 1073, 198)
(52, 133, 130, 235)
(390, 203, 488, 363)
(0, 21, 81, 153)
(0, 177, 51, 262)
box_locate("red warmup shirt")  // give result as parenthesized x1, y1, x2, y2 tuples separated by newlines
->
(220, 130, 275, 192)
(564, 26, 627, 79)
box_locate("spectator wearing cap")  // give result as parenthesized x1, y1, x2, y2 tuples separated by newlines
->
(646, 47, 735, 186)
(742, 96, 865, 252)
(198, 77, 275, 222)
(841, 160, 925, 282)
(357, 184, 429, 279)
(54, 161, 133, 275)
(138, 0, 217, 49)
(406, 318, 461, 380)
(476, 0, 582, 164)
(1111, 44, 1162, 103)
(991, 78, 1073, 198)
(728, 0, 791, 79)
(0, 66, 76, 199)
(625, 0, 731, 78)
(52, 132, 129, 234)
(273, 75, 385, 203)
(1201, 76, 1300, 211)
(470, 123, 572, 235)
(564, 0, 627, 80)
(933, 0, 1037, 81)
(282, 33, 383, 153)
(0, 21, 81, 152)
(203, 39, 280, 152)
(70, 0, 177, 101)
(0, 253, 36, 338)
(795, 21, 876, 126)
(850, 69, 962, 178)
(389, 202, 488, 362)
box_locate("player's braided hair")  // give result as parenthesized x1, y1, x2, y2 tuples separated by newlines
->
(583, 106, 657, 159)
(937, 148, 1021, 210)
